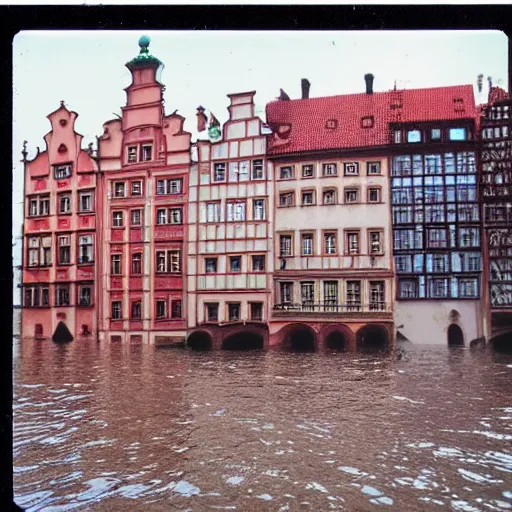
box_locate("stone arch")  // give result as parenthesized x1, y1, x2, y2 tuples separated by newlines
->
(320, 323, 354, 351)
(222, 328, 265, 351)
(447, 323, 465, 347)
(356, 323, 389, 351)
(278, 323, 317, 352)
(187, 330, 213, 351)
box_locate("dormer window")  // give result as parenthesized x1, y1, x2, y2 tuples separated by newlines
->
(325, 119, 338, 130)
(127, 146, 137, 163)
(141, 144, 152, 162)
(407, 130, 421, 143)
(449, 128, 466, 141)
(431, 128, 441, 141)
(54, 164, 72, 180)
(361, 116, 374, 128)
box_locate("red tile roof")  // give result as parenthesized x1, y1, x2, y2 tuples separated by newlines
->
(488, 86, 509, 105)
(266, 85, 476, 155)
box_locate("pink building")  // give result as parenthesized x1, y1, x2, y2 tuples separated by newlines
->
(96, 36, 191, 344)
(21, 102, 98, 341)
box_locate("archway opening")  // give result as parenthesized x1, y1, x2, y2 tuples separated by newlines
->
(222, 331, 264, 351)
(287, 326, 316, 352)
(325, 330, 347, 351)
(491, 331, 512, 353)
(187, 331, 212, 351)
(447, 323, 464, 347)
(356, 324, 389, 352)
(52, 321, 73, 343)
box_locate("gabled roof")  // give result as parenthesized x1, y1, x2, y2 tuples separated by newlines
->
(266, 85, 476, 155)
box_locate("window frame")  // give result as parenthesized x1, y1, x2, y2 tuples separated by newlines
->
(343, 162, 359, 176)
(323, 231, 338, 255)
(368, 187, 382, 204)
(367, 161, 382, 175)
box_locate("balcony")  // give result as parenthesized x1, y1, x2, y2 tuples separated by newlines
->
(272, 302, 392, 319)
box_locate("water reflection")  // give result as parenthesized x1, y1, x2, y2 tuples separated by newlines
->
(13, 339, 512, 511)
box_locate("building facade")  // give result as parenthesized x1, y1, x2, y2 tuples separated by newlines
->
(186, 92, 273, 350)
(96, 37, 191, 344)
(21, 103, 98, 341)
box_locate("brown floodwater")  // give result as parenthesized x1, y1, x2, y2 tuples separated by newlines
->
(12, 337, 512, 511)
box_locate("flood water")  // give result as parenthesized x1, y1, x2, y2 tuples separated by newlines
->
(13, 338, 512, 511)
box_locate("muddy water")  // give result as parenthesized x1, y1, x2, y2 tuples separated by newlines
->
(13, 339, 512, 511)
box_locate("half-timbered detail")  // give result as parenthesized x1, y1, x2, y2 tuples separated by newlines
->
(96, 36, 190, 344)
(479, 87, 512, 347)
(187, 91, 272, 350)
(21, 103, 98, 341)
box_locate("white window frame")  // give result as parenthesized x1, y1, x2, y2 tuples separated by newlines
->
(112, 211, 124, 227)
(79, 190, 93, 213)
(78, 234, 94, 264)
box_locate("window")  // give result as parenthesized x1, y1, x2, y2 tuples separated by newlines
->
(393, 229, 422, 250)
(370, 281, 385, 310)
(156, 250, 181, 273)
(399, 279, 417, 299)
(59, 193, 71, 214)
(78, 285, 92, 307)
(301, 282, 315, 306)
(253, 199, 265, 220)
(205, 257, 217, 273)
(131, 253, 142, 274)
(171, 300, 182, 319)
(131, 301, 142, 319)
(395, 255, 412, 273)
(28, 195, 50, 217)
(206, 202, 221, 223)
(127, 146, 137, 163)
(323, 189, 336, 205)
(229, 256, 241, 272)
(394, 130, 402, 144)
(78, 235, 93, 264)
(407, 130, 421, 143)
(228, 303, 241, 321)
(226, 201, 246, 221)
(56, 285, 70, 306)
(24, 285, 49, 307)
(449, 128, 466, 141)
(156, 300, 167, 318)
(431, 128, 441, 140)
(27, 236, 52, 267)
(112, 211, 124, 227)
(326, 119, 338, 129)
(54, 164, 72, 179)
(214, 163, 226, 182)
(302, 190, 314, 206)
(79, 190, 93, 213)
(141, 144, 152, 162)
(346, 281, 361, 308)
(252, 255, 265, 271)
(113, 182, 126, 198)
(156, 178, 183, 195)
(206, 303, 219, 321)
(369, 231, 383, 254)
(345, 189, 358, 204)
(131, 209, 142, 226)
(323, 163, 337, 176)
(131, 181, 142, 196)
(252, 159, 264, 180)
(280, 166, 294, 179)
(344, 162, 359, 176)
(229, 161, 250, 182)
(280, 282, 293, 304)
(280, 235, 292, 257)
(156, 208, 183, 225)
(301, 233, 314, 255)
(361, 116, 374, 128)
(58, 235, 71, 265)
(324, 232, 337, 255)
(429, 277, 449, 298)
(346, 232, 359, 255)
(427, 229, 447, 249)
(459, 278, 478, 298)
(111, 254, 122, 275)
(302, 164, 314, 178)
(367, 161, 381, 175)
(110, 301, 122, 319)
(368, 188, 381, 203)
(458, 227, 479, 248)
(279, 192, 294, 207)
(324, 281, 338, 308)
(250, 302, 263, 321)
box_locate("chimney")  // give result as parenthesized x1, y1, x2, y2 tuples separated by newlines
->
(364, 73, 374, 95)
(301, 78, 310, 99)
(196, 105, 208, 132)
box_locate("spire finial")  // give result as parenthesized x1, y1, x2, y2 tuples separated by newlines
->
(138, 35, 151, 54)
(21, 140, 28, 162)
(60, 100, 65, 107)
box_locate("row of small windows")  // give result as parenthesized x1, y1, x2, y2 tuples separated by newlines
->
(392, 204, 480, 224)
(278, 230, 383, 257)
(278, 161, 381, 180)
(393, 127, 469, 144)
(110, 249, 181, 275)
(112, 178, 183, 198)
(394, 252, 481, 274)
(481, 125, 509, 140)
(28, 190, 94, 217)
(279, 186, 382, 207)
(204, 254, 266, 274)
(111, 298, 182, 320)
(27, 234, 94, 266)
(398, 276, 479, 299)
(127, 143, 153, 164)
(392, 152, 476, 176)
(204, 302, 263, 322)
(24, 284, 93, 307)
(483, 104, 510, 120)
(393, 226, 480, 251)
(212, 159, 264, 182)
(204, 199, 267, 223)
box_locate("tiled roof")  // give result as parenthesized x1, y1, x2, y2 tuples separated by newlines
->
(488, 86, 509, 105)
(266, 85, 476, 155)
